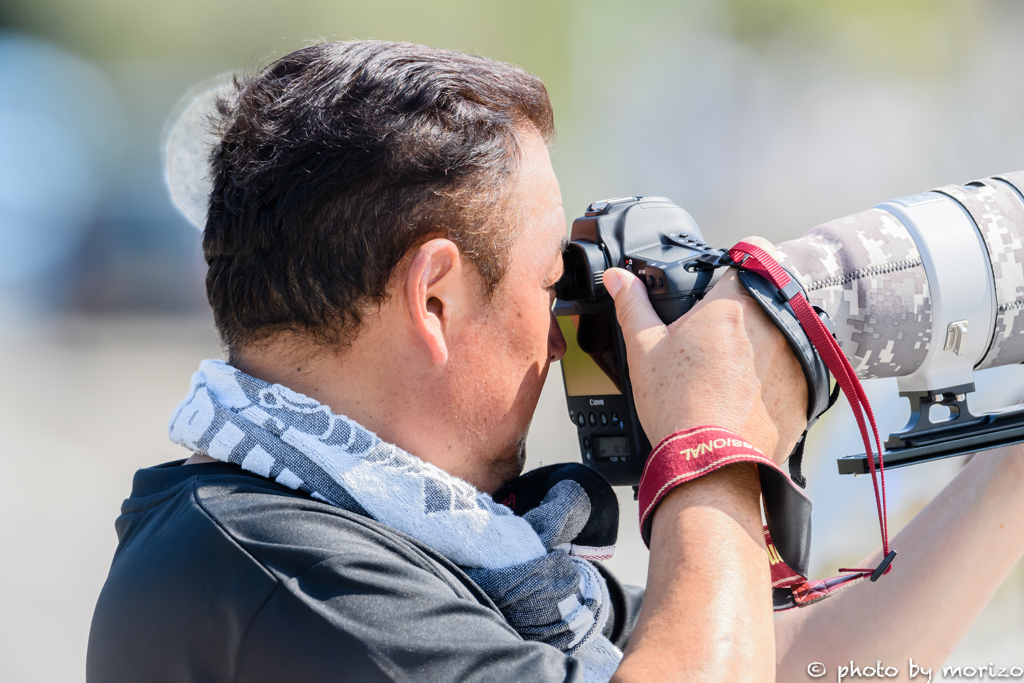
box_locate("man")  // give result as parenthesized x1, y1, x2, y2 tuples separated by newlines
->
(87, 41, 1024, 681)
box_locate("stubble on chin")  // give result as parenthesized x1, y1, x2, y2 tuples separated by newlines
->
(487, 434, 529, 492)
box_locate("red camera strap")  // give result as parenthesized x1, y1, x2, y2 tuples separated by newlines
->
(637, 426, 883, 608)
(636, 242, 896, 609)
(728, 241, 895, 580)
(764, 527, 872, 607)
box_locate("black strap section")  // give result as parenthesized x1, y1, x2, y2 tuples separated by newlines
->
(788, 383, 841, 488)
(788, 433, 808, 489)
(757, 463, 812, 579)
(828, 381, 841, 408)
(732, 267, 844, 567)
(773, 587, 798, 612)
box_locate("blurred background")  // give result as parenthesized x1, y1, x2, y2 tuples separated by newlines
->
(2, 0, 1024, 679)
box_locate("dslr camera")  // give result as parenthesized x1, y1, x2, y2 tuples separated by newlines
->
(553, 196, 736, 486)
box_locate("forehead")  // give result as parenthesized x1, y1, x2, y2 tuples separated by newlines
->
(511, 130, 566, 266)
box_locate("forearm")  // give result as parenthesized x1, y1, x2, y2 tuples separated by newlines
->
(601, 245, 804, 682)
(614, 464, 775, 683)
(775, 443, 1024, 674)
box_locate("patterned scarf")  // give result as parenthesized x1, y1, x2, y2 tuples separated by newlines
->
(169, 360, 622, 681)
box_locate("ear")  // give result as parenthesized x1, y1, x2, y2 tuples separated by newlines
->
(403, 238, 464, 366)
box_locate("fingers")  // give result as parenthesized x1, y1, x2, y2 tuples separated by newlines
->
(603, 268, 665, 342)
(736, 235, 780, 260)
(699, 236, 779, 309)
(600, 237, 805, 463)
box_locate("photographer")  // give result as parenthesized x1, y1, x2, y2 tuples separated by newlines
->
(87, 41, 1024, 682)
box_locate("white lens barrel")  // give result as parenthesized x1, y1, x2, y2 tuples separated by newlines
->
(936, 174, 1024, 371)
(778, 171, 1024, 389)
(877, 193, 995, 392)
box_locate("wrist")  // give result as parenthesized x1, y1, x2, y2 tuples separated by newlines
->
(656, 462, 761, 516)
(650, 461, 764, 547)
(649, 413, 780, 466)
(638, 425, 777, 546)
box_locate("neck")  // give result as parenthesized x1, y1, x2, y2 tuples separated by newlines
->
(232, 330, 404, 450)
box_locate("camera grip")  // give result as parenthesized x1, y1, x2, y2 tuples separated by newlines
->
(649, 294, 701, 325)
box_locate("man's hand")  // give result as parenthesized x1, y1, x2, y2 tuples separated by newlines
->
(604, 236, 809, 682)
(601, 236, 807, 465)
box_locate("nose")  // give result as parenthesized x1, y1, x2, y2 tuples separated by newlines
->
(548, 312, 567, 362)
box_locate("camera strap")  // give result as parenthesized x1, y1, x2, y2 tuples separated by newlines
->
(636, 243, 897, 611)
(637, 425, 870, 610)
(728, 242, 897, 599)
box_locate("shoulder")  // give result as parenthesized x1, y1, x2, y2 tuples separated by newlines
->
(188, 469, 579, 683)
(89, 463, 579, 683)
(192, 470, 491, 602)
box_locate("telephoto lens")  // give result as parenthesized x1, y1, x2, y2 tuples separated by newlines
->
(777, 171, 1024, 473)
(778, 172, 1024, 384)
(556, 173, 1024, 481)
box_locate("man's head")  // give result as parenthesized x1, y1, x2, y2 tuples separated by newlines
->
(205, 40, 554, 351)
(205, 41, 567, 493)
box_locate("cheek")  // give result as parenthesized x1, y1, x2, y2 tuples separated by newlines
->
(504, 295, 557, 362)
(502, 299, 557, 407)
(457, 298, 551, 410)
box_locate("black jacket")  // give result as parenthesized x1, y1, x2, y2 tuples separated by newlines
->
(87, 461, 642, 682)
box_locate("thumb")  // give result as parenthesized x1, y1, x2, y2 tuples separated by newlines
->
(603, 268, 664, 340)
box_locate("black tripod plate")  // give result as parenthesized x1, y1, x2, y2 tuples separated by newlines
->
(837, 392, 1024, 475)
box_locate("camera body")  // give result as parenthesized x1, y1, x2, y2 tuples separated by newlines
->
(554, 196, 730, 486)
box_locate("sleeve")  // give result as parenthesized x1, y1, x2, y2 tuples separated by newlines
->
(232, 529, 584, 683)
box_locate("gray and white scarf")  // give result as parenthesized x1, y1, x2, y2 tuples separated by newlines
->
(169, 360, 622, 681)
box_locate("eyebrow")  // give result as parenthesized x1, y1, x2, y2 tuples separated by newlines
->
(549, 235, 568, 281)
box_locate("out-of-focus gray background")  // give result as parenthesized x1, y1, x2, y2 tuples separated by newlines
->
(2, 0, 1023, 680)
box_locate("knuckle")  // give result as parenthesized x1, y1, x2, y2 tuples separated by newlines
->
(739, 235, 779, 258)
(616, 295, 641, 324)
(617, 282, 649, 323)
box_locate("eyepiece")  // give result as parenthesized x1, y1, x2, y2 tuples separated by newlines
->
(555, 241, 608, 301)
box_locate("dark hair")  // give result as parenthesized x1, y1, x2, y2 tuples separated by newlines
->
(204, 40, 554, 354)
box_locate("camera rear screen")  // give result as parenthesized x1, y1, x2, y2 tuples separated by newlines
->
(557, 315, 622, 397)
